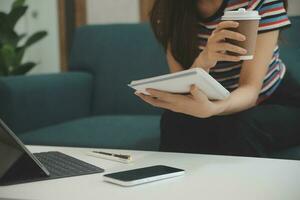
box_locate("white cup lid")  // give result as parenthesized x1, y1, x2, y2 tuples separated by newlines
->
(221, 8, 261, 20)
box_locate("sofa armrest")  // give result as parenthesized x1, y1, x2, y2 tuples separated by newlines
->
(0, 72, 93, 134)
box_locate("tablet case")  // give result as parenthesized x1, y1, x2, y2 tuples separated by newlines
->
(129, 68, 230, 100)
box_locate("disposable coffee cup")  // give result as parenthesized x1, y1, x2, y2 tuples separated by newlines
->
(221, 8, 261, 60)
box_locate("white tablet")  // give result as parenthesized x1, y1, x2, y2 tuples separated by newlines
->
(129, 68, 230, 100)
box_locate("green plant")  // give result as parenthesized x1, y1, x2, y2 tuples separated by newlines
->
(0, 0, 47, 76)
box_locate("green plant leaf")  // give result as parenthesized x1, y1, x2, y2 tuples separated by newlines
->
(8, 5, 27, 28)
(10, 61, 35, 75)
(14, 46, 25, 66)
(0, 11, 20, 46)
(0, 45, 15, 76)
(0, 12, 8, 23)
(0, 54, 5, 76)
(18, 33, 27, 41)
(0, 12, 9, 33)
(0, 51, 7, 76)
(0, 29, 19, 46)
(12, 0, 26, 9)
(25, 31, 47, 47)
(1, 44, 15, 68)
(0, 65, 5, 76)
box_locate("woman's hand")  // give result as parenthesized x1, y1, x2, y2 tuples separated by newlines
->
(135, 85, 222, 118)
(194, 21, 248, 70)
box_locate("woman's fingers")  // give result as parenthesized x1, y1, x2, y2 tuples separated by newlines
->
(190, 85, 207, 101)
(214, 21, 239, 32)
(135, 93, 173, 110)
(146, 89, 177, 103)
(203, 21, 247, 65)
(213, 29, 246, 42)
(216, 42, 247, 55)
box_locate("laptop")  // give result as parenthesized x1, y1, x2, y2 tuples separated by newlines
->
(0, 119, 104, 186)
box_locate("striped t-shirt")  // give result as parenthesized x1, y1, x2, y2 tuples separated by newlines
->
(198, 0, 291, 102)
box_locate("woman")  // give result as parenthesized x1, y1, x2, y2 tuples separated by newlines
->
(136, 0, 300, 157)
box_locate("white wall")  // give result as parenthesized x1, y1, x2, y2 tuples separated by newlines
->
(0, 0, 60, 75)
(25, 0, 60, 74)
(87, 0, 140, 24)
(86, 0, 300, 25)
(0, 0, 298, 75)
(287, 0, 300, 16)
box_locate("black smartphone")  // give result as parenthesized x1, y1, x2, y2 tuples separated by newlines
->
(103, 165, 185, 187)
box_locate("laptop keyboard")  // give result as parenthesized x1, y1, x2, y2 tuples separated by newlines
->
(34, 151, 104, 179)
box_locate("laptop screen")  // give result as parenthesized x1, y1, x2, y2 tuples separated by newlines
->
(0, 120, 49, 184)
(0, 124, 26, 178)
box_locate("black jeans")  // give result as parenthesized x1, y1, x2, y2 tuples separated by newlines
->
(160, 72, 300, 157)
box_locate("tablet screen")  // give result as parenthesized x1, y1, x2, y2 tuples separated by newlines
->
(0, 120, 49, 185)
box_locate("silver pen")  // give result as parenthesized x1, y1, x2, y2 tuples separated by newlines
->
(87, 150, 133, 163)
(92, 151, 131, 160)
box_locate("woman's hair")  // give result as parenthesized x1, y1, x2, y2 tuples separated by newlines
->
(150, 0, 199, 69)
(150, 0, 289, 69)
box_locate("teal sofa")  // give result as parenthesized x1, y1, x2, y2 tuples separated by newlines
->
(0, 17, 299, 159)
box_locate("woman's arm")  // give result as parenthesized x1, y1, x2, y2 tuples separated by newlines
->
(214, 30, 279, 115)
(167, 21, 247, 73)
(136, 30, 280, 118)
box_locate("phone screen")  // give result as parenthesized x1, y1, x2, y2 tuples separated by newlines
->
(104, 165, 184, 182)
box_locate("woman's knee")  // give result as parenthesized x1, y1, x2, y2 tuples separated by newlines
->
(160, 110, 222, 153)
(160, 110, 220, 132)
(220, 107, 273, 156)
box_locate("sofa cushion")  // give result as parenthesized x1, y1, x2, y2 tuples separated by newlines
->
(0, 72, 93, 134)
(19, 114, 300, 160)
(280, 16, 300, 81)
(69, 23, 169, 116)
(271, 146, 300, 160)
(20, 115, 161, 151)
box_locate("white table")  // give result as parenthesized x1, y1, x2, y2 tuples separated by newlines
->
(0, 145, 300, 200)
